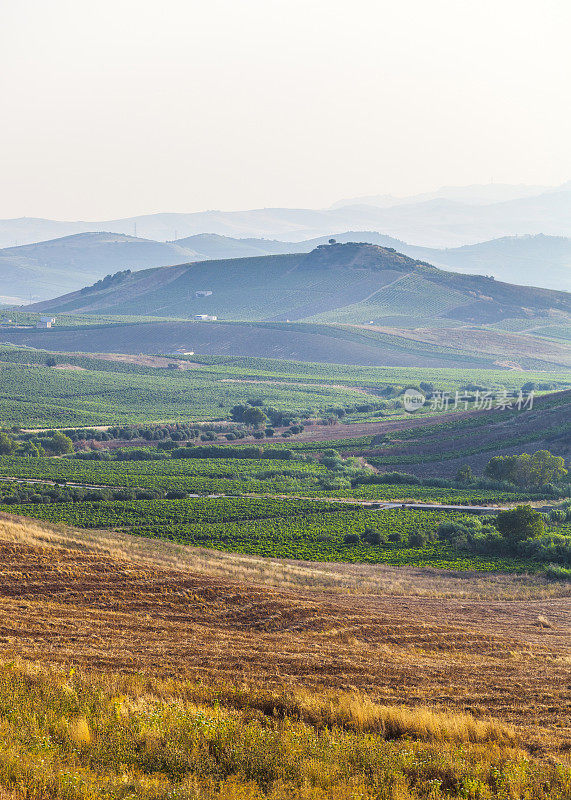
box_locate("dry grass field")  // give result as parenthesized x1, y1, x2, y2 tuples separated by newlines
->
(0, 512, 569, 768)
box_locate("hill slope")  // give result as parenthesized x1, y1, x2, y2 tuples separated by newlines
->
(2, 230, 568, 303)
(171, 232, 571, 291)
(30, 242, 571, 328)
(0, 319, 533, 368)
(0, 232, 198, 302)
(357, 389, 571, 477)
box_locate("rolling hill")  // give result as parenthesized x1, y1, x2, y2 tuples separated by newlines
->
(1, 230, 568, 304)
(0, 232, 198, 303)
(29, 242, 571, 327)
(4, 242, 566, 368)
(0, 319, 546, 368)
(357, 389, 571, 478)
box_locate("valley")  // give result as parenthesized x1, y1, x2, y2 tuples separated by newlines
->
(3, 6, 571, 796)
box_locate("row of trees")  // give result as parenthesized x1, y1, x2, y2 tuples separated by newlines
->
(0, 430, 73, 457)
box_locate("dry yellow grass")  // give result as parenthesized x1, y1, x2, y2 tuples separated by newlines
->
(0, 512, 568, 760)
(0, 658, 564, 800)
(239, 686, 517, 743)
(1, 511, 567, 600)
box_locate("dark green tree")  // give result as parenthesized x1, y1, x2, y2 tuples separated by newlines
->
(241, 407, 268, 428)
(495, 505, 545, 544)
(0, 432, 16, 455)
(47, 431, 74, 455)
(456, 464, 473, 483)
(485, 451, 567, 487)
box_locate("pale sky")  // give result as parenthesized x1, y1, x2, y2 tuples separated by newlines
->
(1, 0, 570, 220)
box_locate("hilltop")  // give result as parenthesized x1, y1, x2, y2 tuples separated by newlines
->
(1, 230, 568, 304)
(28, 242, 571, 326)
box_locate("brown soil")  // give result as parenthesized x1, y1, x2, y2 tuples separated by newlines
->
(351, 324, 571, 368)
(71, 352, 201, 369)
(0, 519, 569, 757)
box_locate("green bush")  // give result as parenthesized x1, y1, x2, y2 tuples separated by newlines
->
(541, 563, 571, 581)
(495, 505, 545, 544)
(518, 534, 571, 566)
(362, 526, 384, 545)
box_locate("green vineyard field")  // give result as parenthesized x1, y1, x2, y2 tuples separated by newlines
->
(0, 497, 539, 572)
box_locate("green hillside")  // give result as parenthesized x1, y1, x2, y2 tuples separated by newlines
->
(0, 232, 197, 302)
(0, 344, 568, 427)
(30, 242, 571, 328)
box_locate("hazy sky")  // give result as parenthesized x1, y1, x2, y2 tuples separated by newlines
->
(1, 0, 570, 220)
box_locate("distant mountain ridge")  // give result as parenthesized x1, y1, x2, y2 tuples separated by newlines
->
(0, 232, 199, 302)
(329, 183, 552, 209)
(2, 181, 571, 249)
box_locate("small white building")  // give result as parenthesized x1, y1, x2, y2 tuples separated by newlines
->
(194, 314, 217, 321)
(0, 317, 13, 326)
(195, 290, 213, 297)
(37, 316, 56, 329)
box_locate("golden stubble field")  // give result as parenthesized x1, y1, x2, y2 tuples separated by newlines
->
(0, 512, 569, 761)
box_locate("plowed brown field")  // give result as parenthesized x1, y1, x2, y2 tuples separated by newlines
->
(0, 514, 569, 758)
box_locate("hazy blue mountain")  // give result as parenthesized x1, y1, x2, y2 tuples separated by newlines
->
(406, 235, 571, 292)
(0, 232, 197, 302)
(330, 183, 552, 209)
(2, 183, 571, 248)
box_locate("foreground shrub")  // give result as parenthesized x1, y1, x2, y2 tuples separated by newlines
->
(495, 505, 545, 544)
(518, 534, 571, 566)
(0, 661, 566, 800)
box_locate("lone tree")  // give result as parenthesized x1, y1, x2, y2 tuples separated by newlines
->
(230, 404, 267, 429)
(495, 505, 544, 544)
(0, 432, 16, 455)
(47, 431, 74, 455)
(456, 464, 473, 484)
